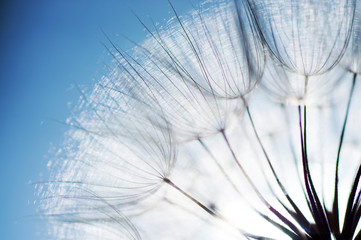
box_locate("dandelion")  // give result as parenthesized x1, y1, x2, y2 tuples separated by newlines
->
(248, 0, 355, 103)
(38, 0, 361, 239)
(39, 87, 177, 235)
(260, 61, 346, 105)
(108, 0, 264, 142)
(341, 0, 361, 75)
(138, 0, 264, 99)
(248, 0, 355, 76)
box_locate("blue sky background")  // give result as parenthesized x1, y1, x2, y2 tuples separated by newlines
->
(0, 0, 194, 239)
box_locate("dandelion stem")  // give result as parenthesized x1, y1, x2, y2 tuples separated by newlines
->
(163, 177, 255, 238)
(298, 105, 330, 238)
(198, 137, 277, 225)
(220, 129, 264, 201)
(281, 104, 308, 200)
(341, 162, 361, 238)
(246, 107, 287, 193)
(247, 106, 311, 231)
(163, 177, 218, 217)
(220, 130, 305, 237)
(332, 73, 357, 234)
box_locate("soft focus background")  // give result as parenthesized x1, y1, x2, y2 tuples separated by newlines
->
(0, 0, 193, 239)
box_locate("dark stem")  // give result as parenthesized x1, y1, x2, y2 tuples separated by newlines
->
(220, 130, 305, 237)
(298, 105, 330, 238)
(201, 133, 304, 238)
(247, 106, 309, 227)
(332, 73, 357, 235)
(163, 178, 217, 217)
(281, 104, 305, 193)
(163, 177, 257, 238)
(341, 162, 361, 238)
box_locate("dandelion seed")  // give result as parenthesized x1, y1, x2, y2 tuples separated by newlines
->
(341, 0, 361, 74)
(38, 85, 180, 238)
(138, 0, 264, 99)
(248, 0, 355, 76)
(261, 60, 346, 105)
(101, 0, 263, 142)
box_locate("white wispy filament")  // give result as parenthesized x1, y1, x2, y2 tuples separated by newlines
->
(38, 0, 361, 239)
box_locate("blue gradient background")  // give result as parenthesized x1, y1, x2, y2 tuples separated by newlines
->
(0, 0, 192, 239)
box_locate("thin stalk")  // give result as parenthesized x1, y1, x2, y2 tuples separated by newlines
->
(199, 137, 303, 238)
(163, 178, 218, 217)
(163, 178, 255, 239)
(220, 129, 266, 203)
(163, 197, 247, 240)
(298, 105, 330, 238)
(281, 104, 310, 209)
(300, 76, 315, 216)
(317, 107, 327, 207)
(332, 73, 357, 234)
(199, 137, 282, 222)
(341, 162, 361, 238)
(220, 130, 305, 237)
(246, 106, 310, 229)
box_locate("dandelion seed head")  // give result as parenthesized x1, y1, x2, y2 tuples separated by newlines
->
(249, 0, 355, 76)
(38, 0, 361, 239)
